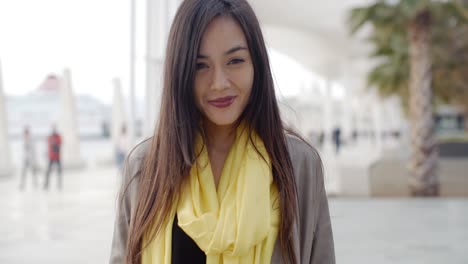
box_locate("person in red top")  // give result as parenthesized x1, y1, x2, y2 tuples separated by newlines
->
(44, 126, 62, 190)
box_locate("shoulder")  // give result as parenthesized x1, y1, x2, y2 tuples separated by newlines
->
(110, 138, 152, 263)
(128, 138, 152, 163)
(282, 135, 335, 263)
(119, 138, 152, 204)
(123, 138, 152, 182)
(285, 133, 322, 175)
(284, 133, 325, 215)
(117, 138, 152, 216)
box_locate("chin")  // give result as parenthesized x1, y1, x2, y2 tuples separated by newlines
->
(206, 114, 239, 127)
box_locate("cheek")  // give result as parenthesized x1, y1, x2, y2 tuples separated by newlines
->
(237, 66, 254, 97)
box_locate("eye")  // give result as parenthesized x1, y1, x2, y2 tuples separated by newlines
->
(228, 58, 245, 65)
(196, 62, 209, 70)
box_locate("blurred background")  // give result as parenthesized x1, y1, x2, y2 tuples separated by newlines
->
(0, 0, 467, 263)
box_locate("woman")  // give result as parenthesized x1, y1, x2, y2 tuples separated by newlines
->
(110, 0, 335, 263)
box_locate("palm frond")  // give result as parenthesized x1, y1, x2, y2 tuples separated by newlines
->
(349, 0, 468, 112)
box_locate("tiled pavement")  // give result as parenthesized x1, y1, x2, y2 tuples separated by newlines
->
(0, 167, 467, 264)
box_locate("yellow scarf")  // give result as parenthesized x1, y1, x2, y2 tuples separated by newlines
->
(142, 125, 280, 263)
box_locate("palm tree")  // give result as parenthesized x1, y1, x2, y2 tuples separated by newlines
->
(349, 0, 468, 196)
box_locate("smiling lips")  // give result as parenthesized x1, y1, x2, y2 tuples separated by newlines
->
(208, 96, 237, 108)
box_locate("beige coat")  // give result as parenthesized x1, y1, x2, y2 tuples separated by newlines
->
(109, 135, 335, 264)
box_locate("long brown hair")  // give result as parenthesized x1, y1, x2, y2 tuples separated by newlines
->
(124, 0, 298, 263)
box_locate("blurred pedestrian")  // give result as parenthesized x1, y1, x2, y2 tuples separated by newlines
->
(351, 129, 358, 143)
(19, 126, 38, 190)
(318, 130, 325, 148)
(43, 125, 62, 190)
(332, 126, 341, 154)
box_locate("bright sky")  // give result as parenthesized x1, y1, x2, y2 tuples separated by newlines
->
(0, 0, 134, 104)
(0, 0, 319, 105)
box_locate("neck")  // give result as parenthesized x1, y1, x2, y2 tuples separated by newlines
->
(203, 120, 236, 153)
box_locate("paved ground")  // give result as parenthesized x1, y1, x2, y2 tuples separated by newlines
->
(332, 199, 468, 264)
(0, 166, 467, 264)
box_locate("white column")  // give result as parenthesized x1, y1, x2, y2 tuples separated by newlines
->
(360, 95, 372, 146)
(59, 69, 85, 169)
(348, 96, 359, 145)
(0, 60, 13, 177)
(111, 78, 127, 148)
(128, 0, 137, 146)
(340, 94, 352, 144)
(372, 98, 383, 154)
(321, 79, 341, 194)
(384, 96, 406, 148)
(145, 59, 163, 136)
(145, 0, 164, 136)
(323, 80, 334, 154)
(145, 0, 181, 136)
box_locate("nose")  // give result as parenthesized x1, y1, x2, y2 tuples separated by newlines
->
(211, 67, 230, 91)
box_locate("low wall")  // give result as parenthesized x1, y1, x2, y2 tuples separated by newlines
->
(440, 142, 468, 157)
(369, 157, 468, 197)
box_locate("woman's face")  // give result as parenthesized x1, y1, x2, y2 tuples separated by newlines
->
(194, 15, 254, 128)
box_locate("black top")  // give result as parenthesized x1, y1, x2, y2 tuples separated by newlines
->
(172, 215, 206, 264)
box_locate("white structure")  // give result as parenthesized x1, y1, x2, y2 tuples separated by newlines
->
(144, 0, 181, 136)
(59, 69, 85, 169)
(6, 75, 110, 138)
(250, 1, 407, 140)
(111, 78, 127, 149)
(0, 60, 13, 177)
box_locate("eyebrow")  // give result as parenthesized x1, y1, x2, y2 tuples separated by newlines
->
(197, 45, 248, 59)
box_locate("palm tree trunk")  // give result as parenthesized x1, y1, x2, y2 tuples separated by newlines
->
(407, 10, 439, 196)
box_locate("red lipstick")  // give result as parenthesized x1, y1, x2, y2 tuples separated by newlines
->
(208, 96, 237, 108)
